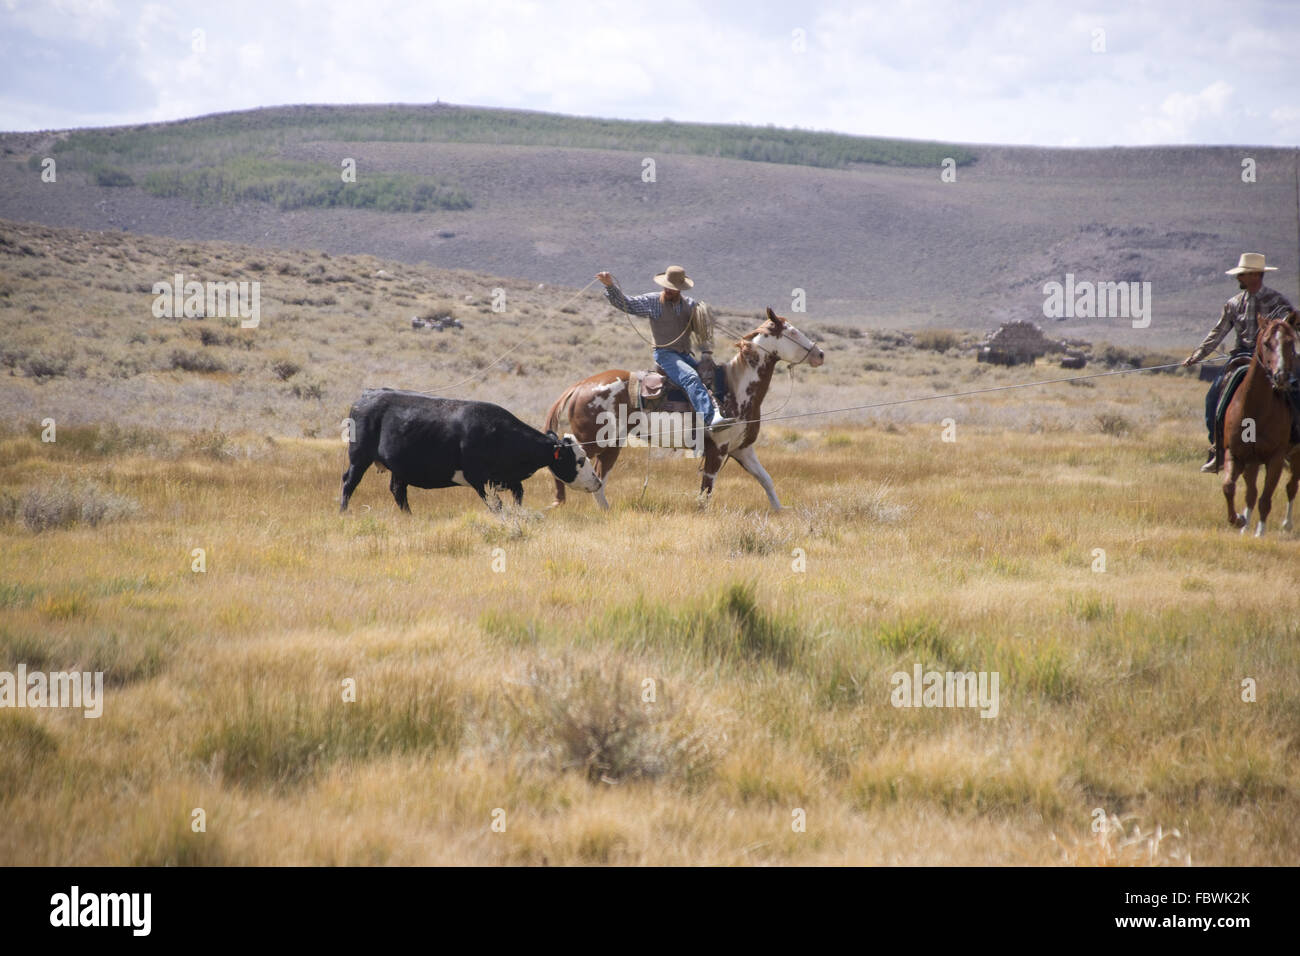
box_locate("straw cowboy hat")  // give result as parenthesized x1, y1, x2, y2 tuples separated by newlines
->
(1226, 252, 1278, 275)
(654, 265, 694, 290)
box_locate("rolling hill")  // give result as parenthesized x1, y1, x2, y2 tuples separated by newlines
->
(2, 103, 1298, 345)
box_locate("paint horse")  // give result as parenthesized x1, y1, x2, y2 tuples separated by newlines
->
(1221, 313, 1300, 535)
(545, 308, 824, 510)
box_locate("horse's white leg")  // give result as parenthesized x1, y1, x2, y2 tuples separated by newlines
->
(593, 485, 610, 510)
(1242, 464, 1260, 535)
(1256, 459, 1285, 538)
(1283, 498, 1294, 533)
(730, 444, 782, 511)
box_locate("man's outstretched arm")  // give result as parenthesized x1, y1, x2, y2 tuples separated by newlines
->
(1183, 304, 1233, 365)
(596, 271, 657, 317)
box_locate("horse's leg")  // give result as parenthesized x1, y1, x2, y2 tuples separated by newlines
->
(1255, 456, 1285, 537)
(698, 440, 725, 508)
(550, 473, 567, 508)
(1241, 462, 1260, 534)
(1222, 454, 1245, 529)
(593, 447, 619, 511)
(1284, 451, 1300, 532)
(729, 444, 782, 511)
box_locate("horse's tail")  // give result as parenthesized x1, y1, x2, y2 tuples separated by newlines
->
(545, 381, 581, 436)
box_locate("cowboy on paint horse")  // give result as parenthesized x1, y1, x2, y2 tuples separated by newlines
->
(1181, 252, 1298, 472)
(596, 265, 737, 433)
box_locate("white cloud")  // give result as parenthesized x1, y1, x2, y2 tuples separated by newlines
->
(2, 0, 1298, 145)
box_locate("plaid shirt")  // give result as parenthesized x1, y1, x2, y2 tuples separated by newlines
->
(1188, 285, 1295, 363)
(604, 285, 713, 352)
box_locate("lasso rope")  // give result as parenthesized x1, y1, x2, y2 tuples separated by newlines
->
(396, 272, 1221, 451)
(566, 356, 1223, 451)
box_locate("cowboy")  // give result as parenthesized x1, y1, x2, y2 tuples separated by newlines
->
(1181, 252, 1297, 472)
(596, 265, 735, 430)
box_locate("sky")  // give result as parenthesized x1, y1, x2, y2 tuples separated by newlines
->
(1, 0, 1298, 146)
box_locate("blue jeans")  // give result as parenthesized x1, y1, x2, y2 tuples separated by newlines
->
(653, 348, 715, 421)
(1205, 373, 1224, 445)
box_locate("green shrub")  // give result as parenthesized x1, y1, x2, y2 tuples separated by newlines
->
(92, 166, 135, 187)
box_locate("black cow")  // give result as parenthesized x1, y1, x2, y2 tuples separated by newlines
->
(340, 389, 602, 513)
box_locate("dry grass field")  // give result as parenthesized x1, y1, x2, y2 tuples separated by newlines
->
(1, 220, 1297, 865)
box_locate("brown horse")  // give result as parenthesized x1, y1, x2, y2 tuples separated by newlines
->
(545, 308, 824, 510)
(1221, 313, 1300, 535)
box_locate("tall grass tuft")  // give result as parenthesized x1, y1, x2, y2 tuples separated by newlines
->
(506, 657, 720, 785)
(596, 582, 805, 668)
(194, 678, 462, 788)
(18, 478, 138, 532)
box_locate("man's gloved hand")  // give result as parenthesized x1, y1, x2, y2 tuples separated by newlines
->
(697, 352, 716, 384)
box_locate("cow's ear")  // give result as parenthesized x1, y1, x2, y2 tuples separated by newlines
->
(545, 429, 558, 441)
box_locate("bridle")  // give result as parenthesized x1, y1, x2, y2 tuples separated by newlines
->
(1252, 318, 1298, 392)
(777, 324, 822, 366)
(721, 319, 821, 367)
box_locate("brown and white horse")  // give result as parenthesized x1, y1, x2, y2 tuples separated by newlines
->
(1221, 312, 1300, 535)
(545, 307, 824, 510)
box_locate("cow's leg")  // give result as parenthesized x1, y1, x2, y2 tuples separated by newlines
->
(507, 481, 524, 507)
(389, 473, 411, 513)
(340, 456, 372, 512)
(1222, 455, 1244, 528)
(473, 480, 504, 513)
(1255, 457, 1285, 537)
(729, 444, 782, 511)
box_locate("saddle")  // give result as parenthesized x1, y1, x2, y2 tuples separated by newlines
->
(1213, 355, 1252, 438)
(628, 364, 729, 414)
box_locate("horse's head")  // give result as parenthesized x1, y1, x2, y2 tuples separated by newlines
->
(752, 307, 825, 367)
(1256, 313, 1299, 393)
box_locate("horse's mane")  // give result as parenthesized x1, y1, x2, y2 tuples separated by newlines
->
(732, 320, 781, 362)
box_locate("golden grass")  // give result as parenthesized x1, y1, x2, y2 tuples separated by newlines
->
(1, 404, 1297, 866)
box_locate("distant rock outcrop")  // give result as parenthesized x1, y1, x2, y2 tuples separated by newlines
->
(977, 320, 1090, 368)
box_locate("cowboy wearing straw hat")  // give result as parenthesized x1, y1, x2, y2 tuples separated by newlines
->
(1181, 252, 1297, 472)
(597, 265, 736, 431)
